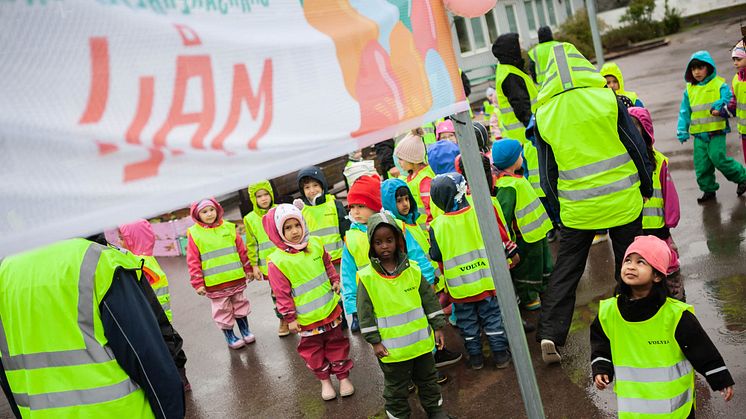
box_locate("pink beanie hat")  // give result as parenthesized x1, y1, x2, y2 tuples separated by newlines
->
(436, 120, 455, 139)
(623, 235, 671, 275)
(274, 201, 309, 250)
(732, 40, 746, 59)
(196, 199, 215, 212)
(395, 133, 426, 164)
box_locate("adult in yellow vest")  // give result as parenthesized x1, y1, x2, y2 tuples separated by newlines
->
(532, 42, 654, 364)
(590, 236, 733, 418)
(0, 238, 185, 418)
(676, 50, 746, 202)
(492, 33, 536, 144)
(527, 26, 560, 86)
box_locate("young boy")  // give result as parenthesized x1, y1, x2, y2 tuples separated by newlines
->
(492, 140, 554, 311)
(243, 180, 290, 337)
(394, 132, 436, 228)
(428, 173, 518, 370)
(601, 62, 644, 108)
(730, 40, 746, 163)
(677, 50, 746, 202)
(357, 212, 451, 419)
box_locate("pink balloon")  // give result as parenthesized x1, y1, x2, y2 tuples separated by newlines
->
(444, 0, 497, 18)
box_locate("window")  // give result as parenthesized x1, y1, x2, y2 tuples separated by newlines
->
(470, 17, 488, 49)
(545, 0, 557, 25)
(485, 9, 499, 43)
(535, 0, 547, 27)
(506, 4, 518, 33)
(565, 0, 573, 18)
(454, 16, 472, 54)
(524, 1, 536, 31)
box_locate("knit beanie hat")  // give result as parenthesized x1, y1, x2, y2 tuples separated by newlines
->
(436, 119, 456, 140)
(623, 235, 671, 275)
(347, 174, 382, 211)
(491, 139, 523, 170)
(274, 202, 309, 250)
(733, 40, 746, 59)
(395, 133, 426, 164)
(196, 199, 215, 212)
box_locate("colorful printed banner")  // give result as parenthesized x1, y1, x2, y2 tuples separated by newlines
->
(0, 0, 467, 256)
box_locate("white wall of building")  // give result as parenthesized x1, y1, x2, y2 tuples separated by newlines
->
(598, 0, 745, 29)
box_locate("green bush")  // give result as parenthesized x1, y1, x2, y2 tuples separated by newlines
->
(662, 0, 682, 35)
(620, 0, 656, 25)
(555, 10, 607, 59)
(602, 21, 664, 50)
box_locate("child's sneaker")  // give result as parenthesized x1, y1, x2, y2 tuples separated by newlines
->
(523, 297, 541, 311)
(540, 339, 561, 364)
(592, 233, 608, 245)
(350, 313, 360, 333)
(278, 319, 290, 337)
(738, 181, 746, 197)
(434, 348, 462, 368)
(697, 191, 716, 203)
(468, 353, 484, 370)
(339, 377, 355, 397)
(436, 370, 449, 385)
(321, 379, 336, 400)
(223, 329, 245, 350)
(493, 350, 511, 369)
(236, 317, 256, 344)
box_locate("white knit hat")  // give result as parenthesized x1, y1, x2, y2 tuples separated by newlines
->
(395, 133, 426, 164)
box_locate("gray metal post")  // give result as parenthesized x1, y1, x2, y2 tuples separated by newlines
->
(452, 110, 545, 419)
(586, 0, 605, 67)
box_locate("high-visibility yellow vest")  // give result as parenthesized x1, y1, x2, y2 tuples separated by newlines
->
(495, 174, 553, 243)
(188, 221, 245, 287)
(0, 239, 155, 419)
(528, 40, 560, 85)
(302, 194, 344, 260)
(357, 262, 435, 363)
(243, 211, 274, 276)
(345, 228, 370, 273)
(687, 76, 727, 134)
(642, 150, 667, 230)
(495, 64, 538, 143)
(141, 255, 172, 321)
(731, 75, 746, 135)
(483, 100, 495, 123)
(430, 206, 495, 299)
(422, 122, 437, 145)
(535, 43, 606, 108)
(523, 141, 545, 198)
(407, 166, 436, 229)
(401, 222, 443, 285)
(270, 237, 340, 326)
(599, 296, 695, 418)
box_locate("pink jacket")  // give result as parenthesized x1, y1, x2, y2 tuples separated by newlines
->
(262, 206, 341, 329)
(728, 68, 746, 118)
(186, 198, 251, 293)
(628, 107, 680, 228)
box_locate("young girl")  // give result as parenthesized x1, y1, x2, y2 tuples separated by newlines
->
(590, 236, 734, 417)
(187, 198, 255, 349)
(263, 202, 354, 400)
(394, 131, 436, 228)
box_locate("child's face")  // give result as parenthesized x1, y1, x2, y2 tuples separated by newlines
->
(399, 159, 417, 172)
(733, 57, 746, 70)
(282, 218, 304, 244)
(439, 132, 457, 143)
(372, 225, 397, 263)
(395, 193, 411, 216)
(302, 179, 323, 201)
(198, 206, 217, 225)
(349, 204, 376, 224)
(691, 64, 708, 82)
(255, 189, 272, 210)
(621, 253, 662, 292)
(604, 75, 620, 91)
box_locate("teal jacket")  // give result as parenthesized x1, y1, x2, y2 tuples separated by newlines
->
(677, 50, 732, 141)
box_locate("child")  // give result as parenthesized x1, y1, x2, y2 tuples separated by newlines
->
(243, 180, 289, 337)
(187, 199, 255, 349)
(677, 50, 746, 203)
(427, 139, 460, 175)
(628, 107, 684, 295)
(601, 62, 644, 108)
(394, 132, 436, 228)
(428, 173, 518, 370)
(356, 213, 451, 419)
(590, 236, 734, 417)
(492, 140, 554, 311)
(263, 203, 354, 400)
(343, 150, 377, 188)
(435, 119, 457, 144)
(730, 40, 746, 163)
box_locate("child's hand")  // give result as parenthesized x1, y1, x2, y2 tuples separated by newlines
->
(195, 286, 206, 296)
(721, 386, 734, 402)
(711, 109, 721, 117)
(434, 329, 445, 350)
(373, 343, 389, 359)
(288, 320, 301, 334)
(332, 282, 341, 294)
(252, 266, 263, 281)
(594, 374, 611, 390)
(509, 253, 520, 269)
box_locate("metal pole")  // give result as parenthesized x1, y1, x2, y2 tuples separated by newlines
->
(453, 111, 545, 419)
(586, 0, 605, 67)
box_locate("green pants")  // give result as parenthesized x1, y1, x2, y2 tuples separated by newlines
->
(378, 352, 442, 419)
(693, 134, 746, 193)
(511, 237, 553, 306)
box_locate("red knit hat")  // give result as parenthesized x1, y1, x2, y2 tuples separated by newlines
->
(347, 175, 382, 211)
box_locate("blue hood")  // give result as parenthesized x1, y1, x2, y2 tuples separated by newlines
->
(685, 50, 717, 85)
(381, 178, 419, 225)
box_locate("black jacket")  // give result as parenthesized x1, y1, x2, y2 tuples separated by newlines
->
(374, 139, 396, 179)
(492, 33, 533, 128)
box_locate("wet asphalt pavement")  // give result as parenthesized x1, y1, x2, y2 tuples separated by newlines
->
(2, 18, 746, 419)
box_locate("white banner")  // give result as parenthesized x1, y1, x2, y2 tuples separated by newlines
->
(0, 0, 468, 256)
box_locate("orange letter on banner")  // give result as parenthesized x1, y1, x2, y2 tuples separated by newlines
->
(79, 37, 109, 124)
(153, 55, 216, 149)
(124, 148, 165, 182)
(211, 59, 273, 151)
(126, 76, 155, 145)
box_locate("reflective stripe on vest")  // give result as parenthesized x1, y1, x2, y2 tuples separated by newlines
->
(496, 174, 553, 243)
(0, 240, 152, 416)
(642, 150, 667, 229)
(494, 64, 537, 143)
(358, 263, 435, 363)
(407, 166, 436, 229)
(732, 75, 746, 134)
(188, 221, 245, 287)
(244, 211, 274, 275)
(528, 40, 560, 85)
(523, 141, 545, 197)
(599, 296, 695, 418)
(431, 207, 495, 299)
(687, 75, 727, 134)
(271, 237, 340, 326)
(536, 43, 606, 108)
(142, 255, 172, 321)
(302, 195, 344, 260)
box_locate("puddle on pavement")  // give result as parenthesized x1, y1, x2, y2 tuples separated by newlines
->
(705, 275, 746, 343)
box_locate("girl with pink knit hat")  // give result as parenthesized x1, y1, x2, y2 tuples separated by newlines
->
(590, 236, 734, 417)
(263, 202, 354, 401)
